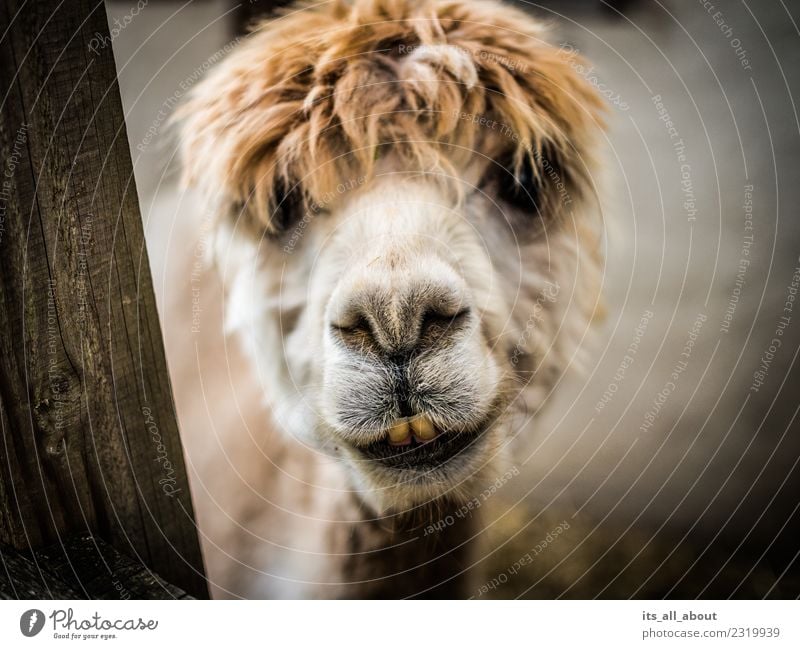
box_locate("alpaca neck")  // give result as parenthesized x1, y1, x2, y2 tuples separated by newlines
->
(332, 493, 478, 599)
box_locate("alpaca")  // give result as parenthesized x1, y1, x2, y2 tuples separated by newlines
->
(176, 0, 606, 598)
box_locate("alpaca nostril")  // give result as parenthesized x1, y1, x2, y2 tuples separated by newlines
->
(329, 314, 384, 355)
(330, 315, 374, 337)
(419, 306, 471, 340)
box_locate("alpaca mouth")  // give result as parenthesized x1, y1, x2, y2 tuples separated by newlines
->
(354, 414, 494, 471)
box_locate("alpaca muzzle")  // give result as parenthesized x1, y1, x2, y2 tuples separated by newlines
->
(316, 183, 506, 483)
(322, 261, 500, 474)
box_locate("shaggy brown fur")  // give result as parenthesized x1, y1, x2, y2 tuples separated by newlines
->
(178, 0, 605, 235)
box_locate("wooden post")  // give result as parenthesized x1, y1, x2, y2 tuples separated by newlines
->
(0, 1, 207, 597)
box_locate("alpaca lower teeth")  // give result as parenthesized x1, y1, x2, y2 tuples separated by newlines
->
(387, 420, 411, 445)
(410, 415, 437, 441)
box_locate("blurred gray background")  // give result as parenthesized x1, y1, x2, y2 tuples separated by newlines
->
(108, 0, 800, 597)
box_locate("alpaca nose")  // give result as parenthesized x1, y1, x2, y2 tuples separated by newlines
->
(329, 280, 472, 356)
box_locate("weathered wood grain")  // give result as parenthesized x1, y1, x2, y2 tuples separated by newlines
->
(1, 535, 192, 599)
(0, 0, 207, 597)
(0, 540, 82, 599)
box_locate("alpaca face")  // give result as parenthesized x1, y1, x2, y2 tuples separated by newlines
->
(179, 0, 606, 511)
(316, 176, 508, 505)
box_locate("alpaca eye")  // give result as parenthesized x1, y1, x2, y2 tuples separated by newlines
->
(495, 156, 540, 215)
(270, 178, 304, 234)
